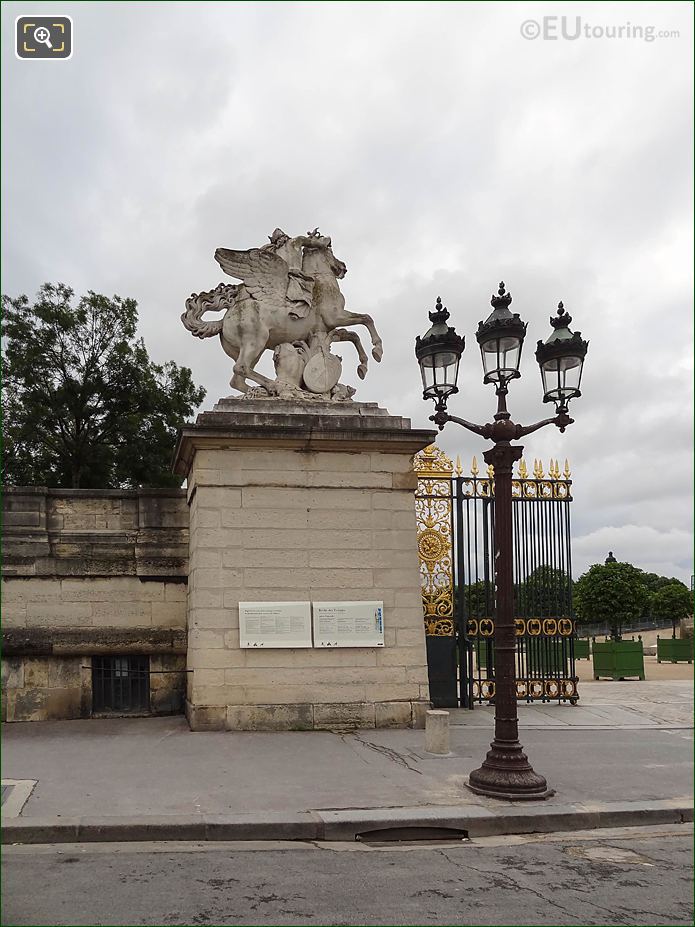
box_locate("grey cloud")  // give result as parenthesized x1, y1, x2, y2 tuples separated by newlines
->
(2, 0, 692, 580)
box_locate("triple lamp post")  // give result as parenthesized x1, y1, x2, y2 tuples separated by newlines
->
(415, 282, 589, 800)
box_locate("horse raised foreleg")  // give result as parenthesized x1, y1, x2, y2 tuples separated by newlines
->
(329, 328, 370, 380)
(331, 310, 384, 362)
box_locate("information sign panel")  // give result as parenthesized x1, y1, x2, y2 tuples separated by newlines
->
(313, 601, 385, 648)
(239, 601, 312, 649)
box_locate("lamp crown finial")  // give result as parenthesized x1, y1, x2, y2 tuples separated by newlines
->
(550, 300, 572, 329)
(490, 280, 512, 310)
(428, 295, 450, 324)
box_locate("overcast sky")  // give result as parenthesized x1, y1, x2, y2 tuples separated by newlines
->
(3, 1, 693, 582)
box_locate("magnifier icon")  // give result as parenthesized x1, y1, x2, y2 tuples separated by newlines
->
(33, 26, 53, 49)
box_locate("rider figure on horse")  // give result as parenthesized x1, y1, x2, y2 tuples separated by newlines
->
(261, 228, 316, 320)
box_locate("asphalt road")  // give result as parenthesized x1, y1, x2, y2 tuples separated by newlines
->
(2, 825, 692, 926)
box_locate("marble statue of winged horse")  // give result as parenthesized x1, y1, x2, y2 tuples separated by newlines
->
(181, 233, 383, 395)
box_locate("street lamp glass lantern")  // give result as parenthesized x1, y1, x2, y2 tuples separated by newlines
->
(479, 332, 523, 385)
(538, 353, 583, 401)
(535, 302, 589, 408)
(419, 349, 462, 401)
(415, 297, 465, 404)
(475, 283, 528, 389)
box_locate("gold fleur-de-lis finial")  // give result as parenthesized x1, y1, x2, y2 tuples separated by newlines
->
(487, 463, 495, 479)
(471, 456, 479, 476)
(533, 458, 544, 479)
(518, 458, 528, 479)
(551, 459, 559, 479)
(455, 455, 463, 476)
(564, 458, 571, 478)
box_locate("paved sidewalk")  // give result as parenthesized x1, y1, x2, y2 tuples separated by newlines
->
(2, 680, 692, 843)
(450, 680, 694, 729)
(575, 652, 694, 684)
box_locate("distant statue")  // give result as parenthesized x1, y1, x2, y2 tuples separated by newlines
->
(181, 229, 382, 399)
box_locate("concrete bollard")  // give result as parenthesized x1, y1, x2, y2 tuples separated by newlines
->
(425, 709, 450, 755)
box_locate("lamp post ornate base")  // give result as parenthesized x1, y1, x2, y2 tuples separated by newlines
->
(467, 743, 555, 801)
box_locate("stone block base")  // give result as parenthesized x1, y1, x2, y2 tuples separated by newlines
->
(2, 655, 87, 722)
(3, 652, 186, 722)
(178, 399, 434, 734)
(186, 699, 430, 731)
(227, 703, 314, 731)
(185, 701, 226, 731)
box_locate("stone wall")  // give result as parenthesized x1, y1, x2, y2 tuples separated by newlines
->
(2, 403, 436, 731)
(1, 653, 186, 722)
(2, 487, 188, 722)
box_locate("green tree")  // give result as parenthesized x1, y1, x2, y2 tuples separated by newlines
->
(462, 580, 493, 619)
(518, 564, 572, 617)
(2, 283, 205, 488)
(651, 583, 693, 637)
(573, 561, 648, 640)
(639, 573, 687, 619)
(640, 572, 682, 596)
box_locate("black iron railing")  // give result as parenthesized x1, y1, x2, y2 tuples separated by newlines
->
(415, 447, 578, 707)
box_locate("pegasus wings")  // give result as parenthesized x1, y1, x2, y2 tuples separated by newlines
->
(214, 247, 289, 305)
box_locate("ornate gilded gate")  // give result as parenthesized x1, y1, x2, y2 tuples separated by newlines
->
(414, 444, 578, 708)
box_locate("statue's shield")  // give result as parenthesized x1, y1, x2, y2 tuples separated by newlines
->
(302, 350, 342, 394)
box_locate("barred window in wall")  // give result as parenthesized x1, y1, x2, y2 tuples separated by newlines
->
(92, 655, 150, 714)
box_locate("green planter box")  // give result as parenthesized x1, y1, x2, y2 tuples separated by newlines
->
(574, 638, 590, 660)
(592, 638, 645, 680)
(657, 636, 694, 664)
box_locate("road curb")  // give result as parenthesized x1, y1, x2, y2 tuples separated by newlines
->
(2, 800, 692, 845)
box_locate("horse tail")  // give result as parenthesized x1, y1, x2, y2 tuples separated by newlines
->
(181, 283, 239, 339)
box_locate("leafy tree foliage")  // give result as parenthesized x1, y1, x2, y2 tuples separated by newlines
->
(573, 561, 648, 640)
(639, 572, 687, 620)
(640, 572, 685, 596)
(2, 283, 205, 489)
(461, 580, 493, 618)
(517, 565, 572, 617)
(651, 583, 693, 636)
(462, 565, 573, 621)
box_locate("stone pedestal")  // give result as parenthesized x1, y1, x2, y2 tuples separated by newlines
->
(173, 398, 435, 731)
